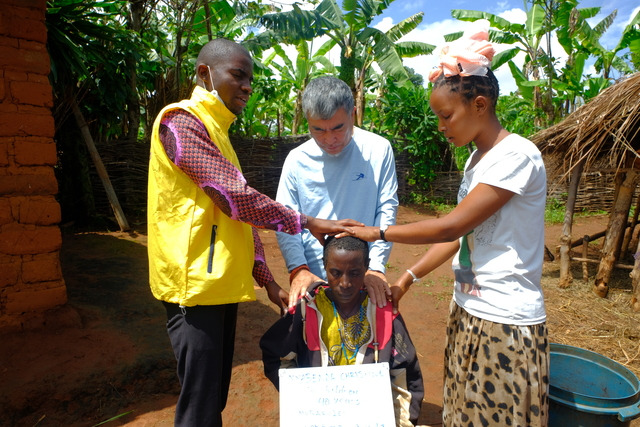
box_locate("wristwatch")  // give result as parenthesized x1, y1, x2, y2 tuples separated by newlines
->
(379, 224, 388, 242)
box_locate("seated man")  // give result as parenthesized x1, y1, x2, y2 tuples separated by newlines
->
(260, 236, 424, 426)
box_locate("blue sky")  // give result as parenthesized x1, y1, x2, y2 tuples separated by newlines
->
(373, 0, 639, 93)
(265, 0, 640, 94)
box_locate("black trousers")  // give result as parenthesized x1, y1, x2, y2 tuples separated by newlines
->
(164, 302, 238, 427)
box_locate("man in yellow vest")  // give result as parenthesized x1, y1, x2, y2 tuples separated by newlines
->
(147, 38, 358, 427)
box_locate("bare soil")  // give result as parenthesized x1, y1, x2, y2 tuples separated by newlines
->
(1, 205, 638, 427)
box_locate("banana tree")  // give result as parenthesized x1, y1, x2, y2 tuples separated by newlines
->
(47, 0, 139, 226)
(260, 0, 434, 126)
(350, 14, 435, 126)
(551, 4, 617, 115)
(581, 9, 640, 80)
(452, 5, 554, 126)
(263, 40, 336, 134)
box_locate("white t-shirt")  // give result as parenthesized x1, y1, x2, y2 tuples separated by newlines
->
(452, 133, 547, 325)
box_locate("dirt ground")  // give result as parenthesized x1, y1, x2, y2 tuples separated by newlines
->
(1, 205, 639, 426)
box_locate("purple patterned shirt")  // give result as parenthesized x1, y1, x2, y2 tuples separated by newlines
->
(158, 109, 306, 287)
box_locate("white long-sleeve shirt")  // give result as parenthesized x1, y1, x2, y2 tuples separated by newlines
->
(276, 127, 399, 277)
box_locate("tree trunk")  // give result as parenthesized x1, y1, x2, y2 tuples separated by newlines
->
(339, 44, 359, 125)
(594, 169, 639, 297)
(354, 73, 365, 127)
(582, 235, 590, 281)
(292, 89, 304, 135)
(630, 235, 640, 311)
(623, 193, 640, 257)
(203, 0, 213, 41)
(559, 159, 584, 288)
(72, 99, 131, 232)
(531, 65, 545, 128)
(123, 0, 143, 147)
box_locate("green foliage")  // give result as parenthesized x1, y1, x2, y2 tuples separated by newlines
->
(232, 73, 290, 137)
(452, 1, 638, 126)
(368, 80, 450, 190)
(47, 0, 143, 223)
(452, 145, 471, 171)
(496, 93, 541, 137)
(47, 0, 140, 135)
(427, 200, 456, 215)
(44, 0, 640, 224)
(544, 197, 608, 224)
(259, 0, 434, 124)
(92, 411, 134, 426)
(545, 197, 567, 223)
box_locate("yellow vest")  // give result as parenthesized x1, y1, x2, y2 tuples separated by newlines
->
(147, 86, 255, 306)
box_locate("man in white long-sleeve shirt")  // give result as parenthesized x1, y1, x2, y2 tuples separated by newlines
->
(276, 76, 399, 309)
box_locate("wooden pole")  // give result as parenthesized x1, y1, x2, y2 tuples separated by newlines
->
(594, 169, 639, 297)
(582, 235, 590, 281)
(559, 159, 585, 288)
(630, 237, 640, 312)
(71, 99, 131, 232)
(623, 193, 640, 257)
(572, 257, 634, 270)
(564, 229, 608, 249)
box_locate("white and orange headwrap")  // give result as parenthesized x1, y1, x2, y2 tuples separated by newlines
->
(428, 19, 495, 83)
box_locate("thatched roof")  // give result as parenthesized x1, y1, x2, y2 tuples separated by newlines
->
(532, 72, 640, 178)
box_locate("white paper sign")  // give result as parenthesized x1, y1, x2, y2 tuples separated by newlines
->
(279, 362, 395, 427)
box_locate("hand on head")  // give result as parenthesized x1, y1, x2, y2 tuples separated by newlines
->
(305, 216, 364, 245)
(335, 225, 380, 242)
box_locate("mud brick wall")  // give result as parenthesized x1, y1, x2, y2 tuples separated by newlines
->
(0, 0, 67, 333)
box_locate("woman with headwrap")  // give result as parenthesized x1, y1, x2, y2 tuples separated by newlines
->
(340, 20, 549, 426)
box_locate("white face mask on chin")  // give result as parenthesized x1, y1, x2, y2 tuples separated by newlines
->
(206, 66, 223, 103)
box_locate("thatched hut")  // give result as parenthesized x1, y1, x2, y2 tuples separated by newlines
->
(532, 72, 640, 309)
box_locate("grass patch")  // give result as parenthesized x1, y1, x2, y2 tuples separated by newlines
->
(545, 198, 608, 224)
(412, 198, 608, 225)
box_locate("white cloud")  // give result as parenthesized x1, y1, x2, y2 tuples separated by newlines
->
(499, 8, 526, 25)
(398, 19, 462, 85)
(375, 16, 395, 32)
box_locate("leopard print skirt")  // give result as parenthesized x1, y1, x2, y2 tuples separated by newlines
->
(442, 299, 550, 427)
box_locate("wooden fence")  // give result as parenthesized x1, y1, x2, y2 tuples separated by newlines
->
(427, 170, 623, 212)
(88, 137, 621, 222)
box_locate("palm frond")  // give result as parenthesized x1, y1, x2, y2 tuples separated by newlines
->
(393, 41, 435, 58)
(451, 9, 511, 30)
(593, 10, 617, 37)
(386, 12, 423, 43)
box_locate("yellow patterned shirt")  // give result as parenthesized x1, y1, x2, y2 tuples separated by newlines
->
(315, 288, 371, 365)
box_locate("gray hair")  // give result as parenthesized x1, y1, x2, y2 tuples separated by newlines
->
(301, 76, 354, 120)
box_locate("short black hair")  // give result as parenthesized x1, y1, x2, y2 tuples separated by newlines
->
(432, 68, 500, 108)
(196, 38, 251, 69)
(323, 236, 369, 266)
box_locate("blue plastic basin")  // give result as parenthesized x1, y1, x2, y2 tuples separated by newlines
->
(549, 343, 640, 427)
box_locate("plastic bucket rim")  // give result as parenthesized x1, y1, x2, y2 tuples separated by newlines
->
(550, 343, 640, 421)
